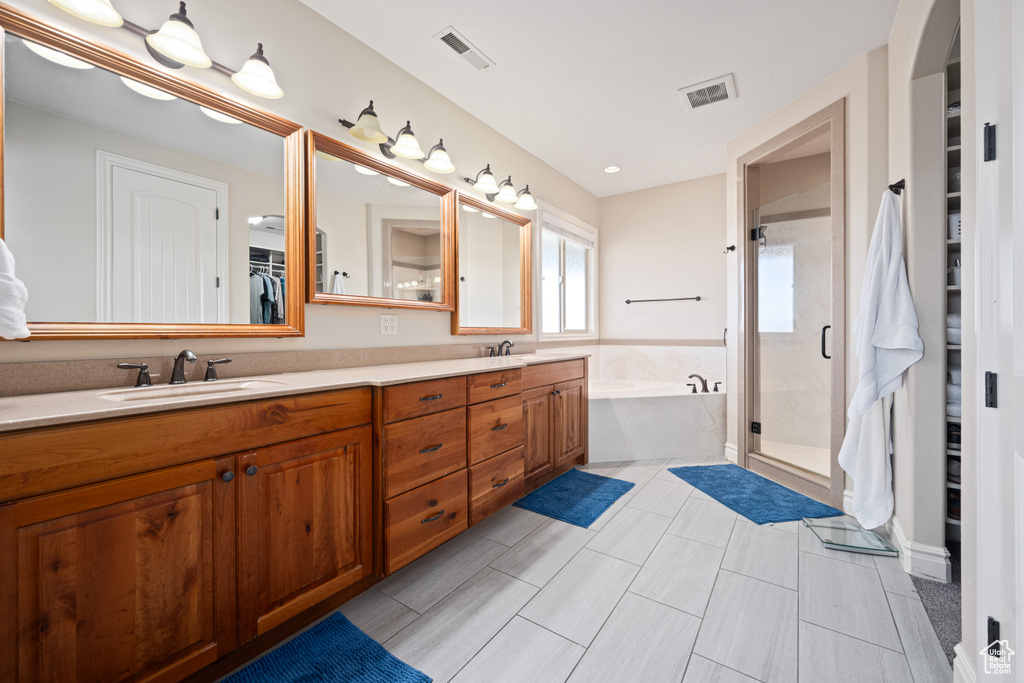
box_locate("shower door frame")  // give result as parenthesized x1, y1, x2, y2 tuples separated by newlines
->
(736, 99, 846, 509)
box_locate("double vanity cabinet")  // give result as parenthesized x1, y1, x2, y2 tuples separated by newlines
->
(0, 356, 587, 683)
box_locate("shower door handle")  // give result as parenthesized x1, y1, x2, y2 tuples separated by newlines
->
(821, 325, 831, 359)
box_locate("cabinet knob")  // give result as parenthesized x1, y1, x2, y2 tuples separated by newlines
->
(222, 472, 234, 482)
(246, 465, 258, 476)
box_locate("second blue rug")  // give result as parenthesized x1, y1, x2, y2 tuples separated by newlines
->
(669, 463, 843, 524)
(225, 612, 431, 683)
(514, 468, 635, 527)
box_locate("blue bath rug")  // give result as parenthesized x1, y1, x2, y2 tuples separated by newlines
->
(224, 612, 431, 683)
(514, 468, 635, 527)
(669, 464, 843, 525)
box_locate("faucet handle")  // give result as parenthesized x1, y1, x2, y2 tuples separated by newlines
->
(687, 383, 697, 394)
(118, 362, 152, 388)
(486, 346, 497, 358)
(713, 381, 721, 392)
(204, 358, 232, 382)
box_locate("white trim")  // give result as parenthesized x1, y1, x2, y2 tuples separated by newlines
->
(536, 200, 599, 341)
(96, 150, 229, 323)
(888, 515, 952, 582)
(953, 642, 977, 683)
(724, 442, 738, 463)
(843, 489, 855, 515)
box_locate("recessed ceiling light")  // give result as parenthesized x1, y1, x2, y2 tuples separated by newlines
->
(604, 166, 621, 174)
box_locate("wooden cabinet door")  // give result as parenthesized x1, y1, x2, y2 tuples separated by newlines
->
(522, 386, 554, 482)
(238, 426, 372, 642)
(0, 458, 236, 683)
(553, 378, 586, 467)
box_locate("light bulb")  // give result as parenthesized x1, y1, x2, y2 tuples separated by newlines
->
(199, 106, 241, 124)
(120, 76, 177, 101)
(48, 0, 122, 27)
(231, 44, 284, 99)
(146, 2, 212, 69)
(22, 39, 94, 69)
(350, 101, 388, 143)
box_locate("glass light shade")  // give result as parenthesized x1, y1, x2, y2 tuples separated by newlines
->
(146, 4, 212, 69)
(387, 177, 411, 187)
(514, 186, 538, 211)
(350, 102, 387, 143)
(481, 212, 497, 219)
(23, 40, 94, 69)
(604, 165, 621, 173)
(120, 76, 177, 101)
(49, 0, 122, 27)
(231, 44, 283, 99)
(390, 122, 424, 159)
(423, 141, 455, 173)
(461, 204, 479, 213)
(495, 177, 518, 203)
(199, 106, 241, 124)
(473, 166, 500, 194)
(353, 165, 380, 176)
(433, 276, 441, 283)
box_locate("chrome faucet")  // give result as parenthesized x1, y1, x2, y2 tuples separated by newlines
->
(688, 373, 709, 393)
(170, 349, 197, 385)
(498, 340, 514, 357)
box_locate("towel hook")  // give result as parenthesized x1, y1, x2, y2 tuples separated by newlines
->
(888, 179, 905, 195)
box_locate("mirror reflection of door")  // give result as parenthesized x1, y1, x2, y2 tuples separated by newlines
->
(384, 220, 441, 302)
(102, 153, 227, 324)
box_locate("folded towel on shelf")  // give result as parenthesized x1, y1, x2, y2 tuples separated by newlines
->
(947, 384, 962, 402)
(947, 312, 961, 328)
(948, 458, 961, 479)
(947, 402, 962, 418)
(948, 365, 962, 385)
(0, 238, 30, 340)
(947, 327, 962, 345)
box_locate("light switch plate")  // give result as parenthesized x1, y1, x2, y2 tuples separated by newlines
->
(380, 314, 398, 335)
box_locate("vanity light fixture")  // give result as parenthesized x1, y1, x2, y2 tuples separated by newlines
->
(346, 101, 389, 143)
(467, 164, 501, 195)
(423, 140, 456, 174)
(22, 39, 95, 69)
(248, 216, 265, 226)
(386, 121, 425, 160)
(49, 0, 122, 27)
(494, 176, 519, 204)
(231, 44, 284, 99)
(146, 2, 212, 69)
(200, 106, 242, 124)
(353, 165, 380, 176)
(120, 75, 178, 100)
(514, 185, 538, 211)
(387, 177, 411, 187)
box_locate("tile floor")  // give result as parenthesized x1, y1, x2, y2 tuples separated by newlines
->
(247, 458, 954, 682)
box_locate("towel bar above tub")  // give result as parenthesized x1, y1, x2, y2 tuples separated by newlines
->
(625, 296, 701, 304)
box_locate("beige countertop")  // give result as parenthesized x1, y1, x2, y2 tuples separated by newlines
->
(0, 353, 589, 434)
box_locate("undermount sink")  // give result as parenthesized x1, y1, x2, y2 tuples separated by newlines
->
(98, 378, 288, 402)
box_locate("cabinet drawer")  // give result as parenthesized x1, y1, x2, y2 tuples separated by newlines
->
(383, 408, 467, 498)
(522, 359, 586, 390)
(467, 368, 522, 405)
(384, 470, 468, 574)
(469, 446, 525, 526)
(383, 376, 467, 424)
(467, 394, 524, 466)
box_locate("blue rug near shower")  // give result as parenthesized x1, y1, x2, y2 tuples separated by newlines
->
(669, 464, 843, 524)
(224, 612, 431, 683)
(514, 468, 635, 528)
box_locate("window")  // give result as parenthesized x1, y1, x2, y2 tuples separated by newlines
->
(539, 205, 597, 338)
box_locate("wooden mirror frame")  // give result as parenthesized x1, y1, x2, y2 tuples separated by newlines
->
(451, 193, 532, 335)
(0, 5, 305, 340)
(305, 130, 456, 311)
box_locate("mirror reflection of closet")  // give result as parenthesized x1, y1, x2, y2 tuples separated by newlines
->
(1, 25, 304, 338)
(305, 131, 455, 311)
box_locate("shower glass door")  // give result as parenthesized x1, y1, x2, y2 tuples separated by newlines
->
(752, 187, 833, 479)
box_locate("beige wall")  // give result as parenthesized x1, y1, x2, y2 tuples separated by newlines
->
(597, 174, 727, 341)
(0, 0, 599, 362)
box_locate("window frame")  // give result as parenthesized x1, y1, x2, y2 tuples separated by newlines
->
(536, 202, 599, 341)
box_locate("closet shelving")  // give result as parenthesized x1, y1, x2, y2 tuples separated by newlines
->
(944, 45, 962, 542)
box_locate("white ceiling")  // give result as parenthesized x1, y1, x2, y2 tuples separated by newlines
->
(299, 0, 898, 198)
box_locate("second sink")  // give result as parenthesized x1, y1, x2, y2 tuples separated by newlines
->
(99, 378, 288, 402)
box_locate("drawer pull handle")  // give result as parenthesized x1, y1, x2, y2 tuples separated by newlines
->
(421, 511, 445, 523)
(491, 423, 509, 432)
(493, 478, 509, 488)
(420, 443, 443, 453)
(420, 394, 443, 402)
(246, 465, 258, 476)
(490, 382, 507, 388)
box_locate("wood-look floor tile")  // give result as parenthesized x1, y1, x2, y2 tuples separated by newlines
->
(586, 506, 672, 565)
(519, 548, 639, 646)
(489, 519, 595, 587)
(693, 570, 798, 683)
(888, 593, 954, 683)
(682, 655, 761, 683)
(566, 592, 700, 683)
(722, 521, 798, 589)
(449, 616, 584, 683)
(629, 535, 724, 617)
(384, 568, 537, 683)
(667, 497, 737, 549)
(798, 621, 914, 682)
(337, 588, 419, 643)
(627, 477, 692, 518)
(470, 505, 548, 547)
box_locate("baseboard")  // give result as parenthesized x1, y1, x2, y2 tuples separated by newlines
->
(724, 442, 738, 463)
(889, 516, 952, 582)
(843, 489, 854, 514)
(953, 642, 977, 683)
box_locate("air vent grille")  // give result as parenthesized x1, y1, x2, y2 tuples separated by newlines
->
(435, 26, 495, 71)
(679, 73, 737, 110)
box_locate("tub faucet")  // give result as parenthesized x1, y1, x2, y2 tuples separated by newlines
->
(498, 340, 514, 357)
(688, 373, 709, 393)
(170, 349, 197, 385)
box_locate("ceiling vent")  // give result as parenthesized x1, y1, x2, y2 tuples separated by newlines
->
(679, 73, 737, 109)
(434, 26, 495, 71)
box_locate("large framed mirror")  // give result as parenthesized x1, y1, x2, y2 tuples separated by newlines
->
(305, 131, 455, 311)
(0, 8, 304, 339)
(452, 194, 532, 335)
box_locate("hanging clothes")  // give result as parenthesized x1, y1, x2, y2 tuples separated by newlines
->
(270, 276, 285, 323)
(259, 273, 276, 324)
(249, 272, 265, 325)
(838, 189, 924, 530)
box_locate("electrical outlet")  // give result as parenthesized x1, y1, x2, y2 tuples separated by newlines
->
(380, 314, 398, 335)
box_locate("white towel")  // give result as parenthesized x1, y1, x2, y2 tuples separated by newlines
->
(947, 402, 962, 418)
(331, 272, 345, 295)
(948, 365, 962, 385)
(0, 238, 30, 340)
(839, 190, 924, 530)
(947, 384, 962, 402)
(947, 312, 961, 328)
(947, 328, 962, 345)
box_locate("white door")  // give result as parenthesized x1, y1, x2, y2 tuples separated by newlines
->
(107, 164, 222, 323)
